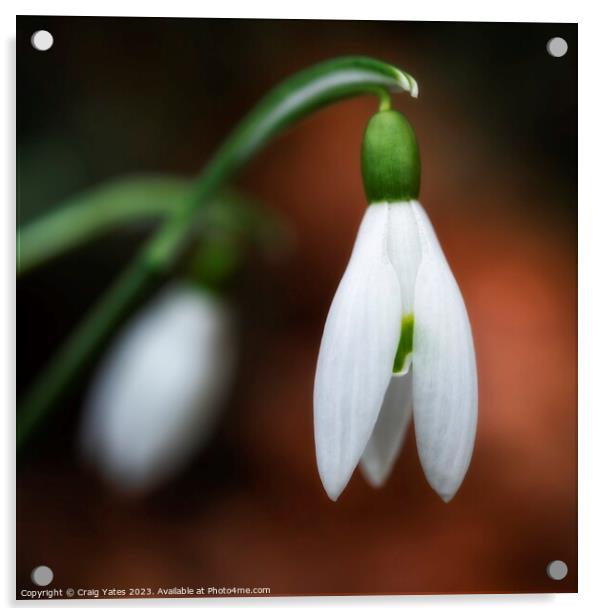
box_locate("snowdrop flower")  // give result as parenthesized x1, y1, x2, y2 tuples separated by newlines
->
(80, 283, 236, 493)
(314, 109, 477, 502)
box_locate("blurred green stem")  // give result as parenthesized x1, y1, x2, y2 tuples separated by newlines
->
(17, 176, 190, 276)
(18, 178, 283, 276)
(17, 55, 418, 449)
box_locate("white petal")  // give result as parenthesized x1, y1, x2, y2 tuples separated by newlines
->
(387, 202, 422, 314)
(80, 284, 236, 493)
(411, 202, 478, 502)
(360, 369, 413, 487)
(314, 204, 401, 500)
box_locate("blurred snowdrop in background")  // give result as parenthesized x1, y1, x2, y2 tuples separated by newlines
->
(79, 283, 236, 493)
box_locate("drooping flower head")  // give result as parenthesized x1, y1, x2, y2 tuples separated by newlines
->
(314, 108, 477, 502)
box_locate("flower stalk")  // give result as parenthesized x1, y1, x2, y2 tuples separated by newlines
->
(17, 56, 418, 450)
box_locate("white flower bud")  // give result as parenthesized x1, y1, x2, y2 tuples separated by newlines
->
(80, 284, 236, 493)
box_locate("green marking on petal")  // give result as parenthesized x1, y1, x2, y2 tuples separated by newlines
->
(393, 313, 414, 374)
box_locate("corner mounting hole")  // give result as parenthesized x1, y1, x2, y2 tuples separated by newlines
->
(31, 30, 54, 51)
(547, 37, 568, 58)
(31, 565, 54, 586)
(546, 560, 568, 580)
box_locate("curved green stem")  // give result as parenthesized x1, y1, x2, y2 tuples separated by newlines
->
(17, 56, 418, 449)
(142, 56, 417, 270)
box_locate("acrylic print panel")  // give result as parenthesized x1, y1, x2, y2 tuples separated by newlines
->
(17, 16, 577, 599)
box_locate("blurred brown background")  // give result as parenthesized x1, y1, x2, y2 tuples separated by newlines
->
(17, 17, 577, 596)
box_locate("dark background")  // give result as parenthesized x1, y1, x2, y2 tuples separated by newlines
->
(17, 17, 577, 596)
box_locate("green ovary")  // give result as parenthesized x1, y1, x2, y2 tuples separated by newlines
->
(392, 313, 414, 374)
